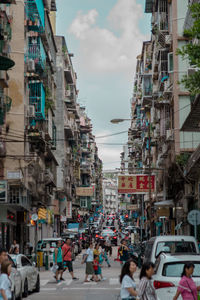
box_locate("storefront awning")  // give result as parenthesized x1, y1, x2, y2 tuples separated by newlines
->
(0, 56, 15, 70)
(154, 200, 174, 207)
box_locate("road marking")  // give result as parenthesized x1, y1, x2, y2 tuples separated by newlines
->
(41, 288, 57, 291)
(109, 278, 119, 285)
(65, 279, 72, 286)
(83, 281, 97, 285)
(57, 281, 63, 286)
(40, 280, 49, 286)
(66, 287, 121, 290)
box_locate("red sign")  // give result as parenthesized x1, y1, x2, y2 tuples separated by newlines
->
(118, 175, 155, 194)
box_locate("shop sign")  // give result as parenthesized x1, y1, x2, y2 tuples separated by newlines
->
(7, 171, 22, 180)
(66, 201, 72, 218)
(76, 187, 94, 197)
(0, 181, 7, 202)
(118, 175, 155, 194)
(157, 207, 170, 217)
(127, 204, 138, 211)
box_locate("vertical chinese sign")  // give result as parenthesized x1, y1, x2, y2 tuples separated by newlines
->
(118, 175, 155, 194)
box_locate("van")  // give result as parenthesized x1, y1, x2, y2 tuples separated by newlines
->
(144, 235, 199, 263)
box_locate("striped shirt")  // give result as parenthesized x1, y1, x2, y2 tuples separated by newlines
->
(138, 277, 157, 300)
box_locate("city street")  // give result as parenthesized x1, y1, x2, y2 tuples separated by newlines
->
(28, 248, 140, 300)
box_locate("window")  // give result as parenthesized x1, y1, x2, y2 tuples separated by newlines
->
(155, 241, 196, 257)
(80, 198, 87, 208)
(163, 262, 200, 277)
(144, 242, 154, 259)
(168, 52, 173, 73)
(21, 256, 32, 267)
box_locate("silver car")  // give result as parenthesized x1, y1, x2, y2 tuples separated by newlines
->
(10, 254, 40, 298)
(8, 255, 22, 300)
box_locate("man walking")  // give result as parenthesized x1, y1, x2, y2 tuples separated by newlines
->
(62, 239, 78, 280)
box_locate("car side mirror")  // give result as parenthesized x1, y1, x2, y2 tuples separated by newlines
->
(32, 262, 36, 267)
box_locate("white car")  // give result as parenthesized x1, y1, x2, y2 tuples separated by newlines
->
(8, 255, 22, 300)
(153, 253, 200, 300)
(10, 254, 40, 298)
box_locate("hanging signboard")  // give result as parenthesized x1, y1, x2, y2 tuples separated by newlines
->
(66, 201, 72, 218)
(76, 187, 94, 197)
(118, 175, 155, 194)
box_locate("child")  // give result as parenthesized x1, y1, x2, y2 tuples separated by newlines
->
(0, 260, 12, 300)
(93, 255, 99, 282)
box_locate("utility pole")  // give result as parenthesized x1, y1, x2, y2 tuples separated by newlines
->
(148, 122, 153, 237)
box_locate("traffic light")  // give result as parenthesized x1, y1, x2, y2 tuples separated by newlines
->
(125, 214, 128, 218)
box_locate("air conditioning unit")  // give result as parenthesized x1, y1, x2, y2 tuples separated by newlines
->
(65, 90, 70, 97)
(165, 34, 172, 45)
(166, 129, 174, 140)
(187, 67, 200, 76)
(66, 148, 71, 154)
(27, 59, 35, 72)
(28, 105, 35, 117)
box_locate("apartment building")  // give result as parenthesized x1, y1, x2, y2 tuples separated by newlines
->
(0, 0, 103, 251)
(125, 0, 200, 237)
(103, 177, 118, 213)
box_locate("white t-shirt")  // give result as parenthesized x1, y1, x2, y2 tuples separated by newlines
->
(0, 274, 11, 300)
(120, 275, 136, 299)
(86, 248, 94, 262)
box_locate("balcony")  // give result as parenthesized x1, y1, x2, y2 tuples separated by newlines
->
(64, 66, 74, 84)
(0, 93, 12, 125)
(26, 37, 46, 71)
(7, 187, 31, 211)
(29, 81, 45, 120)
(64, 111, 74, 138)
(44, 168, 56, 187)
(0, 139, 6, 157)
(25, 0, 45, 32)
(142, 75, 152, 105)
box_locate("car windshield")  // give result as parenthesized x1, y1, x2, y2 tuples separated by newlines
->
(163, 262, 200, 277)
(102, 231, 114, 236)
(156, 241, 196, 257)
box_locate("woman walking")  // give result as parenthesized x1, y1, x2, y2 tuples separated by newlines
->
(0, 261, 12, 300)
(82, 242, 95, 283)
(173, 262, 200, 300)
(120, 260, 139, 300)
(138, 262, 157, 300)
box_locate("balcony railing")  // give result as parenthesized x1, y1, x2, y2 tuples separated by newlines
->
(29, 81, 45, 120)
(25, 0, 45, 32)
(27, 37, 46, 69)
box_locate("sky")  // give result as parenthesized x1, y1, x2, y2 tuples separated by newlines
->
(56, 0, 151, 171)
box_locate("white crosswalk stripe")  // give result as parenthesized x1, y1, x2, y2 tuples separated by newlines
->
(40, 280, 49, 286)
(109, 278, 119, 285)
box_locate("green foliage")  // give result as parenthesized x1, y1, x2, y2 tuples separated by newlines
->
(176, 153, 190, 168)
(177, 3, 200, 95)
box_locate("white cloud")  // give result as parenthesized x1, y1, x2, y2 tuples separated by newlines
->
(68, 0, 147, 74)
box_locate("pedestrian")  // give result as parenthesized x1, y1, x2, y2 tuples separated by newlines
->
(120, 259, 139, 300)
(101, 245, 111, 267)
(9, 240, 19, 254)
(93, 243, 106, 281)
(93, 255, 100, 282)
(53, 240, 64, 283)
(62, 238, 78, 280)
(0, 260, 12, 300)
(119, 240, 129, 266)
(106, 236, 112, 256)
(173, 262, 200, 300)
(138, 262, 157, 300)
(0, 249, 8, 273)
(82, 242, 95, 283)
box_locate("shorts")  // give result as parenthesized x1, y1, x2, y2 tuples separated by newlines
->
(94, 269, 98, 275)
(57, 262, 63, 271)
(86, 262, 94, 275)
(97, 266, 102, 275)
(63, 260, 73, 272)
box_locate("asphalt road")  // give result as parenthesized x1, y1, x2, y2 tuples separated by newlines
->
(27, 247, 140, 300)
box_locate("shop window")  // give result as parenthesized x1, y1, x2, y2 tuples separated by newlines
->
(80, 198, 87, 208)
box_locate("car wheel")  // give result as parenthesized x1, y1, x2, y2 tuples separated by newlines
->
(23, 279, 29, 298)
(35, 275, 40, 293)
(17, 285, 22, 300)
(11, 289, 16, 300)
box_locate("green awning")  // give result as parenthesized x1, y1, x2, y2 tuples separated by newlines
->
(0, 56, 15, 70)
(145, 0, 154, 13)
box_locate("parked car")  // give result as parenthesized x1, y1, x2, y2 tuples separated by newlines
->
(8, 254, 22, 300)
(10, 254, 40, 298)
(144, 235, 199, 263)
(153, 253, 200, 300)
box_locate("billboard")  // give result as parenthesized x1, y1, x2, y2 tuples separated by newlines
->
(66, 201, 72, 218)
(118, 175, 155, 194)
(76, 187, 94, 197)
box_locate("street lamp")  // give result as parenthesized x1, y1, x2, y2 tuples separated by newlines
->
(110, 118, 131, 124)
